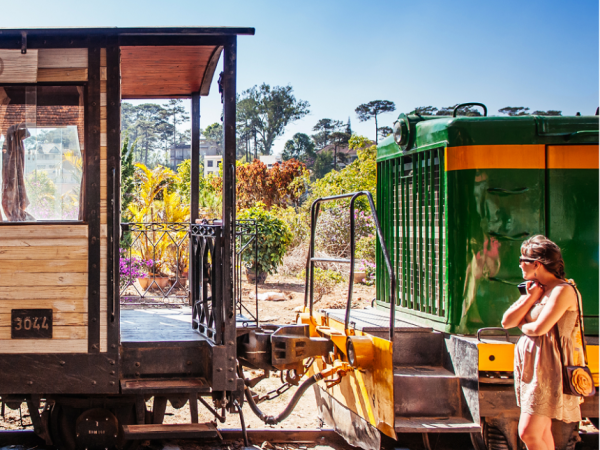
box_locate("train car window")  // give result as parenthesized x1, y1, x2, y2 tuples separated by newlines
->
(0, 86, 84, 222)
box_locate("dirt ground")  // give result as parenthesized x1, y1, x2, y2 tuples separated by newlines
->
(1, 275, 598, 449)
(239, 273, 375, 325)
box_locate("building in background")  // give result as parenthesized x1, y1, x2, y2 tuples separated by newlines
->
(204, 155, 222, 177)
(259, 155, 281, 169)
(168, 138, 221, 170)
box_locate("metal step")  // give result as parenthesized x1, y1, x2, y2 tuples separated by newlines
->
(394, 366, 461, 417)
(120, 378, 209, 394)
(393, 330, 446, 366)
(122, 423, 218, 440)
(395, 416, 480, 433)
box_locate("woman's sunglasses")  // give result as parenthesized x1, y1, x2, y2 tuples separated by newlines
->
(519, 257, 538, 264)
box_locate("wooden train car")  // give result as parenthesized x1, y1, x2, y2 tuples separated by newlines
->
(302, 105, 599, 450)
(0, 26, 258, 449)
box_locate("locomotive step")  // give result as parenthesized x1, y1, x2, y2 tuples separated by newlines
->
(394, 366, 462, 417)
(120, 377, 210, 394)
(393, 365, 455, 377)
(394, 416, 480, 433)
(122, 423, 218, 440)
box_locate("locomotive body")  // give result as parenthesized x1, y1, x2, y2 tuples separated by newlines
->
(304, 109, 599, 450)
(376, 113, 599, 335)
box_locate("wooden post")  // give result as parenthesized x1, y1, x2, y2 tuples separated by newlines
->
(191, 92, 200, 223)
(220, 35, 237, 391)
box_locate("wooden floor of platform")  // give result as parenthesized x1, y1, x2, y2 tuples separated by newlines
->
(120, 308, 258, 343)
(121, 308, 204, 343)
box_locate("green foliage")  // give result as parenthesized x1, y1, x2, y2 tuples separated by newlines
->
(312, 118, 344, 150)
(355, 100, 396, 144)
(237, 84, 310, 155)
(237, 204, 292, 275)
(270, 206, 310, 249)
(356, 235, 376, 263)
(282, 133, 316, 163)
(299, 267, 343, 301)
(313, 151, 333, 179)
(121, 137, 136, 222)
(121, 102, 175, 167)
(532, 110, 562, 116)
(203, 122, 223, 150)
(308, 135, 376, 207)
(498, 106, 530, 116)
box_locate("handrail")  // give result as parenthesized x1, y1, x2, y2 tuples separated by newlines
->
(303, 191, 397, 341)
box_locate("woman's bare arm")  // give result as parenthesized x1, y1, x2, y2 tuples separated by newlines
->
(501, 282, 544, 329)
(520, 285, 575, 336)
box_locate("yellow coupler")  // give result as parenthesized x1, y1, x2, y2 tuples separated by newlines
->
(298, 310, 396, 439)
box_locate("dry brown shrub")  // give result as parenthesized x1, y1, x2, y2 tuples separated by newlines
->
(279, 243, 350, 277)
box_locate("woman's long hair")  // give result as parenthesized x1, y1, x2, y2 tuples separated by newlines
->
(521, 235, 565, 279)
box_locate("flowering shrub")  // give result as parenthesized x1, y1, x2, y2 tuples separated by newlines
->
(357, 260, 376, 286)
(119, 250, 153, 288)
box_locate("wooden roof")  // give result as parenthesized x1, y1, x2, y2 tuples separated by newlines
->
(0, 27, 255, 99)
(121, 45, 222, 98)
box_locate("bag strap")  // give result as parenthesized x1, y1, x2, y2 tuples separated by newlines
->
(553, 281, 588, 366)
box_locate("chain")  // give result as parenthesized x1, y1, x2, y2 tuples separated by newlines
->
(253, 358, 316, 405)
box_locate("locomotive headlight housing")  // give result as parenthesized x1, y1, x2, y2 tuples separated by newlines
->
(346, 336, 375, 369)
(393, 116, 409, 147)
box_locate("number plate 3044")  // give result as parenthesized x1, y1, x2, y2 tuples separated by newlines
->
(11, 309, 53, 339)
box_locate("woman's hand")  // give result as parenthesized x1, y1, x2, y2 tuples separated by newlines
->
(525, 281, 544, 299)
(501, 281, 544, 329)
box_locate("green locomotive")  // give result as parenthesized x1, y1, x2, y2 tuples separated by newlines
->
(304, 104, 599, 450)
(375, 104, 599, 336)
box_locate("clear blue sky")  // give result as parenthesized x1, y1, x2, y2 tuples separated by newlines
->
(1, 0, 598, 155)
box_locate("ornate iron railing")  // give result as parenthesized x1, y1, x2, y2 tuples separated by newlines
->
(119, 222, 190, 305)
(235, 219, 258, 324)
(190, 219, 258, 342)
(120, 220, 259, 340)
(190, 222, 222, 341)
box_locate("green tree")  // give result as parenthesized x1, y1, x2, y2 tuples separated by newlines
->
(498, 106, 530, 116)
(532, 110, 562, 116)
(413, 106, 438, 115)
(377, 126, 393, 141)
(174, 159, 206, 204)
(121, 137, 137, 222)
(282, 133, 316, 163)
(314, 150, 334, 179)
(330, 130, 350, 170)
(236, 84, 310, 155)
(355, 100, 396, 144)
(434, 105, 482, 116)
(203, 122, 223, 153)
(121, 103, 173, 166)
(165, 99, 190, 146)
(312, 118, 342, 150)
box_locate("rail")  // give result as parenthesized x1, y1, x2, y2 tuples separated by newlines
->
(303, 191, 397, 341)
(120, 222, 258, 327)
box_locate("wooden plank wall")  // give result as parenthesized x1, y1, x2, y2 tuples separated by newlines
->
(0, 49, 88, 83)
(0, 47, 110, 354)
(100, 48, 108, 352)
(0, 226, 89, 353)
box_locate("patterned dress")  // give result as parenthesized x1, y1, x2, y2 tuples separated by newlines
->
(514, 285, 584, 422)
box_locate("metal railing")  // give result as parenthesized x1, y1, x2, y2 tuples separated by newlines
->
(303, 191, 397, 341)
(119, 221, 258, 317)
(190, 219, 258, 343)
(119, 222, 190, 306)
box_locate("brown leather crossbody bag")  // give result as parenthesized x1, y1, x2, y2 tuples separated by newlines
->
(554, 283, 596, 397)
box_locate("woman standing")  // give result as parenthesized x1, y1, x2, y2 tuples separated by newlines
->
(502, 235, 584, 450)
